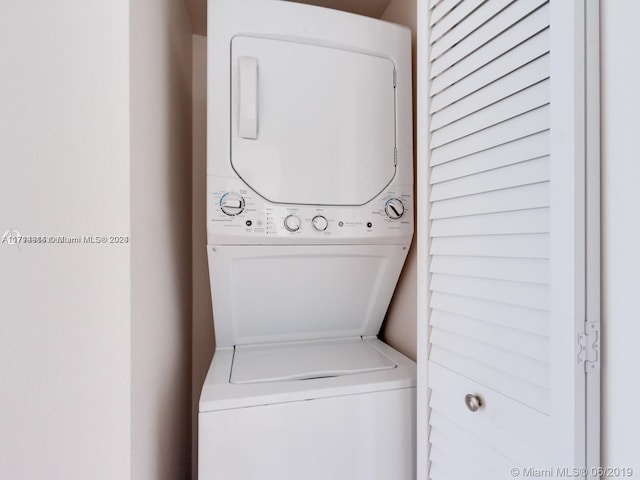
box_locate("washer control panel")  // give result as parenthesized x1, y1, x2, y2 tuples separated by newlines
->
(208, 177, 412, 244)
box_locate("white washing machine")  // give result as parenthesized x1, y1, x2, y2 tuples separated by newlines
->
(200, 1, 415, 478)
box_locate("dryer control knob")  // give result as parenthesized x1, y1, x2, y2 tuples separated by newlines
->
(312, 215, 328, 231)
(385, 198, 405, 220)
(220, 192, 245, 216)
(284, 215, 301, 232)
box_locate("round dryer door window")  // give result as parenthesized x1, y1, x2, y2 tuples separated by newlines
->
(230, 35, 397, 206)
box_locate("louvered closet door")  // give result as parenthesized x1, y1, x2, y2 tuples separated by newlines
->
(418, 1, 599, 479)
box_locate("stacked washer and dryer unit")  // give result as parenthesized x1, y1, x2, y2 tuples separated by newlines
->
(200, 0, 415, 478)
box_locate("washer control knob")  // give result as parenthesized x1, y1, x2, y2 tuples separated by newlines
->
(312, 215, 328, 231)
(284, 215, 301, 232)
(385, 198, 405, 220)
(220, 192, 245, 216)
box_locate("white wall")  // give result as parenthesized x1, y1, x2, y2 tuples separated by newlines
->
(601, 1, 640, 474)
(130, 0, 193, 478)
(0, 2, 131, 478)
(380, 0, 417, 361)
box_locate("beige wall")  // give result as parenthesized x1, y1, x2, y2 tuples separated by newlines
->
(0, 1, 131, 478)
(600, 1, 640, 473)
(0, 0, 193, 476)
(130, 0, 193, 478)
(380, 0, 418, 361)
(191, 34, 213, 478)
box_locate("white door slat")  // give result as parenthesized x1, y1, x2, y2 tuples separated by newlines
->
(430, 56, 549, 128)
(429, 418, 515, 476)
(430, 207, 549, 237)
(430, 105, 549, 166)
(429, 411, 518, 480)
(428, 436, 510, 480)
(430, 292, 549, 336)
(430, 182, 549, 220)
(429, 0, 516, 62)
(430, 273, 549, 309)
(431, 328, 549, 388)
(430, 431, 502, 478)
(430, 444, 499, 480)
(430, 0, 485, 44)
(430, 29, 549, 108)
(429, 464, 456, 480)
(429, 233, 550, 259)
(431, 0, 547, 77)
(429, 3, 549, 84)
(430, 80, 549, 148)
(430, 157, 549, 201)
(430, 410, 546, 468)
(429, 254, 549, 284)
(429, 429, 512, 480)
(431, 309, 549, 362)
(429, 446, 484, 480)
(430, 350, 550, 414)
(429, 413, 543, 477)
(429, 362, 551, 457)
(429, 0, 444, 11)
(429, 0, 464, 27)
(430, 131, 549, 184)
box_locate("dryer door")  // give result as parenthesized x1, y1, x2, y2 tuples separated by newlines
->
(231, 36, 397, 206)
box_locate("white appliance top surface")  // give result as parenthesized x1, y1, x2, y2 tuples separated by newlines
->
(200, 337, 416, 412)
(231, 337, 396, 384)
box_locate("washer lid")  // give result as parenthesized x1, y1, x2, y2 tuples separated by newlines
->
(231, 36, 397, 206)
(230, 338, 396, 384)
(208, 244, 411, 347)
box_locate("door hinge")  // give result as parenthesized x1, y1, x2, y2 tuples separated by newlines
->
(393, 69, 397, 88)
(394, 147, 398, 165)
(578, 321, 600, 372)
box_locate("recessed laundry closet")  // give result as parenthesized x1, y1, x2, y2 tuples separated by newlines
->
(3, 1, 640, 480)
(198, 1, 416, 478)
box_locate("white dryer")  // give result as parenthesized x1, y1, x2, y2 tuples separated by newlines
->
(200, 1, 415, 478)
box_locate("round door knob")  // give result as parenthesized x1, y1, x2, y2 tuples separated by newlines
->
(465, 394, 484, 413)
(312, 215, 328, 231)
(284, 215, 301, 232)
(220, 192, 245, 216)
(385, 198, 405, 220)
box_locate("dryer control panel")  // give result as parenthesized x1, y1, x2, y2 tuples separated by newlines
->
(207, 176, 413, 245)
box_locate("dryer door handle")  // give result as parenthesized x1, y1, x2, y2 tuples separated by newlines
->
(238, 56, 258, 139)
